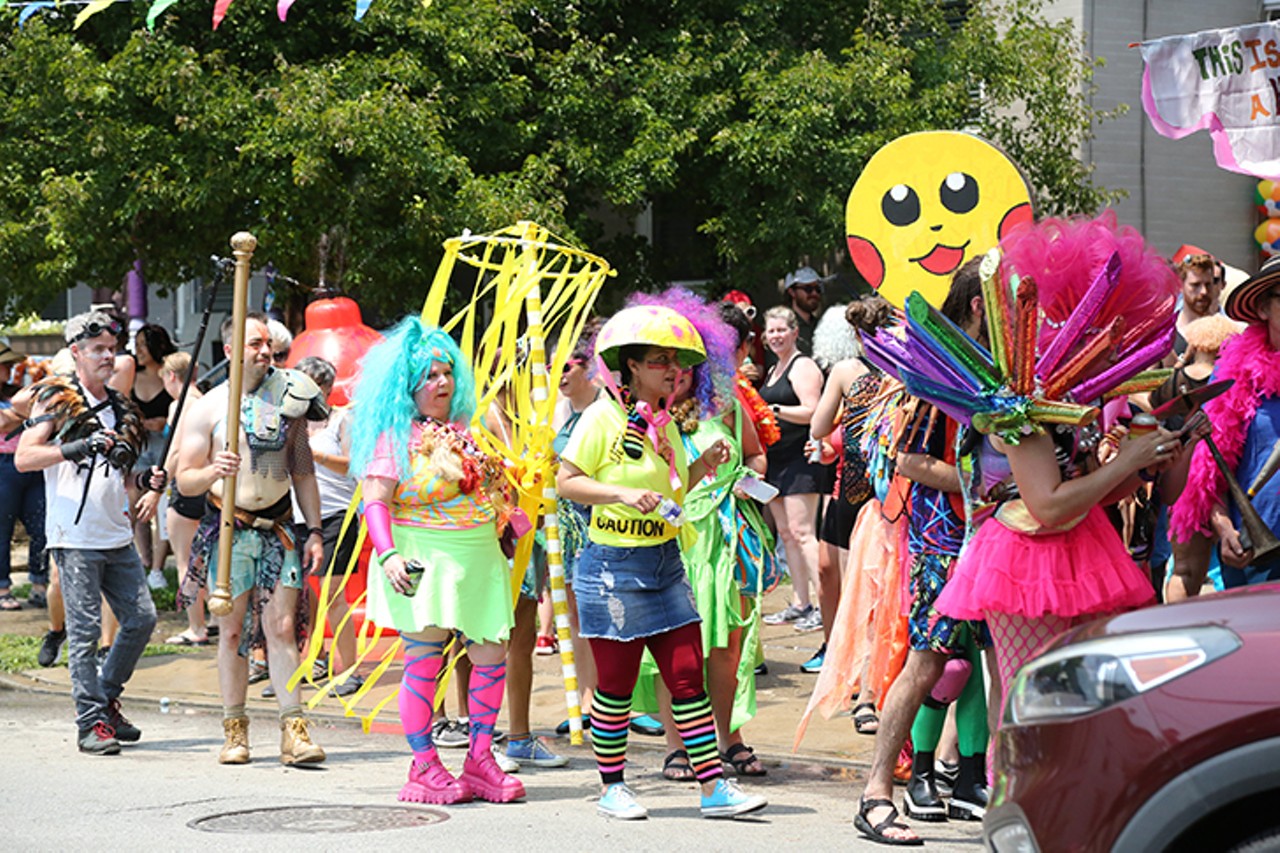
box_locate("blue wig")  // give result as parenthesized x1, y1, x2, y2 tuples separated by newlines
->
(349, 316, 476, 481)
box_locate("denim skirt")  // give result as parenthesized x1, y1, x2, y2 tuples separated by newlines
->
(574, 539, 701, 641)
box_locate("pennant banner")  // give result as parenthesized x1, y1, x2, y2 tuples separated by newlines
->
(73, 0, 115, 28)
(145, 0, 180, 30)
(17, 0, 53, 25)
(1142, 21, 1280, 179)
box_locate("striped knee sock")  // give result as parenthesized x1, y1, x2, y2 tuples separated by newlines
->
(590, 689, 632, 785)
(400, 637, 446, 768)
(466, 661, 506, 760)
(671, 692, 722, 782)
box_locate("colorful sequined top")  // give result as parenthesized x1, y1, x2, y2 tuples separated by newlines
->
(366, 420, 500, 530)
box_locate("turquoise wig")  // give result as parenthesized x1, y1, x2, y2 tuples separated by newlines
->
(349, 316, 476, 481)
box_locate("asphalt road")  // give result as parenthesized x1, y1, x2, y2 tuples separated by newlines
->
(0, 687, 984, 852)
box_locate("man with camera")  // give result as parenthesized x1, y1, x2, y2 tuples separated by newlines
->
(15, 310, 165, 755)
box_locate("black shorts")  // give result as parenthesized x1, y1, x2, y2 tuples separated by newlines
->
(295, 512, 360, 576)
(170, 489, 207, 521)
(819, 494, 860, 548)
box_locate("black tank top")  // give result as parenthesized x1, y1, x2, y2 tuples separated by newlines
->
(759, 355, 811, 459)
(132, 386, 173, 421)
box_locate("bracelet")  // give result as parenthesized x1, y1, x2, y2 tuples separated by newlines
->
(771, 404, 781, 415)
(375, 548, 399, 567)
(307, 526, 323, 538)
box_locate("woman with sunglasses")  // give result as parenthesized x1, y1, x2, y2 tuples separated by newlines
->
(558, 305, 766, 821)
(760, 305, 827, 633)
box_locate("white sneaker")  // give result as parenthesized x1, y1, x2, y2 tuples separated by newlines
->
(491, 744, 521, 774)
(598, 783, 648, 820)
(146, 569, 168, 590)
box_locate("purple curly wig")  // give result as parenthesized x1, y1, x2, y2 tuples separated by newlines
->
(627, 287, 737, 416)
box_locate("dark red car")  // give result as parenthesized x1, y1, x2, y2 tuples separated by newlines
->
(983, 583, 1280, 853)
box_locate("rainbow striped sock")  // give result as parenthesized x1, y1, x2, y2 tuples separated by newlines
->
(590, 690, 632, 784)
(671, 692, 722, 782)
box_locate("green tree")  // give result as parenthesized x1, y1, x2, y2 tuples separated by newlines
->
(0, 0, 1115, 321)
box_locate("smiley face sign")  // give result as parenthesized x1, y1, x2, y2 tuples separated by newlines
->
(845, 132, 1034, 308)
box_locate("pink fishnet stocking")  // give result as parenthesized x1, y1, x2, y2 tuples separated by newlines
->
(985, 611, 1082, 720)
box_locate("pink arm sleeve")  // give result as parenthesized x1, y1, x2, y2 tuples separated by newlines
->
(364, 500, 395, 555)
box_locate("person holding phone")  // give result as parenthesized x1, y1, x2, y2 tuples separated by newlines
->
(350, 317, 522, 806)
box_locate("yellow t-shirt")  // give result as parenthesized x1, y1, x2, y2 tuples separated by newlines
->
(561, 398, 688, 547)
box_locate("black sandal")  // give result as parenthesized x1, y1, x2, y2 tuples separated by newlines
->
(662, 749, 696, 782)
(720, 742, 767, 777)
(853, 702, 880, 735)
(855, 797, 923, 846)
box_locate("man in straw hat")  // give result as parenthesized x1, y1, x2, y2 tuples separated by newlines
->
(1170, 255, 1280, 591)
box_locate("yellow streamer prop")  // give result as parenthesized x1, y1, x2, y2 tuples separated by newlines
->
(298, 222, 611, 735)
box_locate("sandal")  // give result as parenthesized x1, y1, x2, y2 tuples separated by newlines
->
(853, 702, 880, 735)
(28, 591, 47, 609)
(855, 797, 923, 846)
(0, 592, 20, 611)
(164, 630, 209, 646)
(720, 742, 767, 777)
(661, 749, 696, 782)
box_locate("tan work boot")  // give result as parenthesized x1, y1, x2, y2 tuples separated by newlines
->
(219, 716, 250, 765)
(280, 716, 326, 765)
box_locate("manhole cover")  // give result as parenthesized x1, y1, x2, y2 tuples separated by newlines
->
(189, 805, 448, 834)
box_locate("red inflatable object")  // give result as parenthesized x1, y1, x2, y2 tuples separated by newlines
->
(286, 295, 383, 406)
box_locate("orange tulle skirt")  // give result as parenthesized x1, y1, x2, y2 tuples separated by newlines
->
(793, 499, 908, 751)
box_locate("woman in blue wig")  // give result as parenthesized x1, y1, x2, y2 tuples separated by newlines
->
(350, 317, 522, 807)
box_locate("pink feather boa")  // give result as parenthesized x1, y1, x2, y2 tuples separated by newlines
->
(1169, 324, 1280, 541)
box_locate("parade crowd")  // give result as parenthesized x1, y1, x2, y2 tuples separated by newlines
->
(2, 211, 1277, 844)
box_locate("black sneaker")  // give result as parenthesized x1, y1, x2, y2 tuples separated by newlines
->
(37, 628, 67, 667)
(433, 719, 469, 748)
(78, 721, 121, 755)
(107, 698, 141, 743)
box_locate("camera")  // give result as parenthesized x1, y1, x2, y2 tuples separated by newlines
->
(106, 440, 137, 472)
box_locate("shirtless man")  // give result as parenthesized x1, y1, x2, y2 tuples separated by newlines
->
(177, 311, 328, 765)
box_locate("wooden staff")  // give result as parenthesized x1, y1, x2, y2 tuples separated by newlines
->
(207, 231, 257, 617)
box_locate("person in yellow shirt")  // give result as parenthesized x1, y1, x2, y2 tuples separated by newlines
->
(558, 305, 766, 822)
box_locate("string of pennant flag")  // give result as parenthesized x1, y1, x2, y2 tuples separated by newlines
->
(0, 0, 432, 31)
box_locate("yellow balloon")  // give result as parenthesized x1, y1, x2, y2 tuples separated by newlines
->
(845, 132, 1034, 308)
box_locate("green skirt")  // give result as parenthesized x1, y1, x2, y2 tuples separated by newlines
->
(367, 521, 514, 644)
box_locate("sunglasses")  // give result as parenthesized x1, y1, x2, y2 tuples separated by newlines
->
(792, 284, 822, 295)
(70, 320, 121, 343)
(644, 356, 679, 370)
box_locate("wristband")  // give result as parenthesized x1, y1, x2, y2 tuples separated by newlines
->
(307, 526, 323, 538)
(1138, 467, 1157, 483)
(375, 547, 399, 567)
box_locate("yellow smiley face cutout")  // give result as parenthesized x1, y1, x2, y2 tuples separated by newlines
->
(845, 132, 1034, 308)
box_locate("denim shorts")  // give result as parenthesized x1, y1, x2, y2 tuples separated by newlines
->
(573, 539, 701, 641)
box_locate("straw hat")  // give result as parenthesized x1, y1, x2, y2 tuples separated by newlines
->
(1223, 255, 1280, 324)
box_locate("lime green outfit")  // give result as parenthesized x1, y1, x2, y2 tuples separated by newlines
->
(634, 404, 772, 732)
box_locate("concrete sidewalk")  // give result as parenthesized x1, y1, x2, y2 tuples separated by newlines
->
(0, 579, 873, 770)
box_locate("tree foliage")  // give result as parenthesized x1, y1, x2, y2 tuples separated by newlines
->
(0, 0, 1116, 321)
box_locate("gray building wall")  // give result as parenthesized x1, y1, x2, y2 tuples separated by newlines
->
(1046, 0, 1264, 270)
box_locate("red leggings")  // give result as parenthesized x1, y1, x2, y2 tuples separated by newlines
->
(590, 622, 706, 701)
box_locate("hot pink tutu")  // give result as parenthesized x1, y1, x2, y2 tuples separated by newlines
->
(936, 505, 1154, 620)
